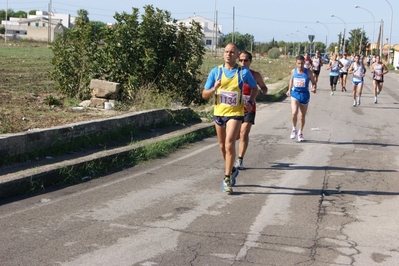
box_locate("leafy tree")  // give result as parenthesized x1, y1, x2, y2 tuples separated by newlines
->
(50, 10, 104, 99)
(77, 9, 89, 23)
(29, 10, 36, 15)
(268, 47, 280, 59)
(50, 5, 205, 105)
(100, 6, 205, 104)
(313, 42, 326, 53)
(347, 28, 368, 55)
(13, 11, 27, 18)
(219, 32, 254, 51)
(327, 42, 338, 53)
(0, 9, 14, 20)
(90, 21, 107, 36)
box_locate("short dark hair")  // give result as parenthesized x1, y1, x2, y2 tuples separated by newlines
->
(239, 50, 252, 61)
(296, 55, 304, 61)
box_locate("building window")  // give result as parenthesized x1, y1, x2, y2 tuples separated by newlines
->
(206, 40, 212, 45)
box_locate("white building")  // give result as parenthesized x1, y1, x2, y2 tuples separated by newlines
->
(1, 10, 72, 42)
(391, 44, 399, 70)
(177, 15, 223, 50)
(29, 10, 73, 28)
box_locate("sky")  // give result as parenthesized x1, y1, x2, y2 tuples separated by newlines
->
(2, 0, 398, 46)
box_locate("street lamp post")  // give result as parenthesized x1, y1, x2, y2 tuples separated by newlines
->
(331, 14, 347, 53)
(304, 26, 316, 35)
(286, 34, 296, 57)
(316, 20, 330, 50)
(384, 0, 393, 65)
(291, 33, 300, 55)
(297, 30, 308, 53)
(304, 26, 316, 54)
(354, 5, 375, 54)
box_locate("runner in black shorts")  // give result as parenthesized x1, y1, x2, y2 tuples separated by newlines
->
(311, 50, 323, 84)
(235, 51, 268, 170)
(370, 55, 389, 103)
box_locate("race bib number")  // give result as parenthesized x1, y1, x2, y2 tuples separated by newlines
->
(375, 69, 382, 80)
(332, 63, 339, 71)
(218, 91, 238, 106)
(293, 77, 306, 88)
(354, 67, 363, 80)
(374, 70, 382, 80)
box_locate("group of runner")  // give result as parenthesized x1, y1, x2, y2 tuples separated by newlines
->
(305, 51, 389, 105)
(202, 42, 389, 194)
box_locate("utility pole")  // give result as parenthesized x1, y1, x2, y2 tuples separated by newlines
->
(232, 7, 235, 43)
(215, 11, 218, 56)
(48, 0, 52, 43)
(212, 0, 216, 56)
(4, 0, 8, 43)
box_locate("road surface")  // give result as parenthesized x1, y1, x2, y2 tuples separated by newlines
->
(1, 68, 399, 265)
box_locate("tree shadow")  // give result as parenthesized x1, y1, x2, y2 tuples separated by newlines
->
(232, 184, 399, 197)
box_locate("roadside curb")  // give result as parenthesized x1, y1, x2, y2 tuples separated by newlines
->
(0, 122, 215, 200)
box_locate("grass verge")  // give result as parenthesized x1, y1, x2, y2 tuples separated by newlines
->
(2, 125, 215, 199)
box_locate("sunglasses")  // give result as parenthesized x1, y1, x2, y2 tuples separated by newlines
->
(239, 59, 249, 62)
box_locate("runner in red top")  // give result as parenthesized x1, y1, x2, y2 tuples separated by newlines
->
(304, 52, 313, 70)
(235, 51, 268, 170)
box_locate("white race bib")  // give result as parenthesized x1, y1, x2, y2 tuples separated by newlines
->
(218, 91, 238, 106)
(293, 77, 306, 88)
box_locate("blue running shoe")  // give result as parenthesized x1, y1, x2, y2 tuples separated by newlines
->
(221, 177, 233, 194)
(231, 167, 239, 186)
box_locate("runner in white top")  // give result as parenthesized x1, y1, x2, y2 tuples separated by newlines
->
(370, 55, 389, 104)
(339, 52, 351, 92)
(311, 50, 323, 84)
(348, 54, 366, 107)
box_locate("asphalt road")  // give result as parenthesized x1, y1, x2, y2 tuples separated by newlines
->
(1, 67, 399, 266)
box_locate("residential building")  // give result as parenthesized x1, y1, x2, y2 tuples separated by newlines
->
(177, 15, 223, 50)
(1, 10, 72, 42)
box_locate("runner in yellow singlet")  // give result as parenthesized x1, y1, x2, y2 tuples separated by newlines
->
(202, 43, 258, 194)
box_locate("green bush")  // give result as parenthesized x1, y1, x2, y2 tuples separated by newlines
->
(387, 63, 395, 71)
(50, 5, 205, 106)
(268, 47, 281, 59)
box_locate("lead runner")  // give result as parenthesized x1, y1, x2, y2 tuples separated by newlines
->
(202, 42, 258, 194)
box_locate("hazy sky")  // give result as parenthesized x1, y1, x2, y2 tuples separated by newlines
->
(3, 0, 397, 46)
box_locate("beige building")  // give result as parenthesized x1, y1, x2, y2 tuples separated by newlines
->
(1, 11, 70, 42)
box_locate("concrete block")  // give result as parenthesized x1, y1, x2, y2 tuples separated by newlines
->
(90, 79, 120, 99)
(89, 97, 107, 108)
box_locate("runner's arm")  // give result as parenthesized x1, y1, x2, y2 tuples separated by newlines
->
(286, 69, 294, 96)
(253, 71, 268, 94)
(348, 63, 354, 74)
(383, 64, 389, 74)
